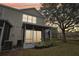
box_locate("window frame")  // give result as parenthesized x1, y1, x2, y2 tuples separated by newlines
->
(23, 14, 37, 24)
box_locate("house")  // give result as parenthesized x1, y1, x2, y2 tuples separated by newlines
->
(0, 4, 52, 51)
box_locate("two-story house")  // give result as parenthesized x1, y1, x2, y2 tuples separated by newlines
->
(0, 4, 52, 51)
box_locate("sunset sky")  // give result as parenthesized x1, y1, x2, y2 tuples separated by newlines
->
(1, 3, 42, 9)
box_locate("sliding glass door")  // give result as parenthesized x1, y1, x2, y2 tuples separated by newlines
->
(36, 31, 41, 42)
(24, 30, 41, 44)
(25, 30, 32, 43)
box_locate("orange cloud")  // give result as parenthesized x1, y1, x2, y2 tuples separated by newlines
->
(1, 3, 42, 9)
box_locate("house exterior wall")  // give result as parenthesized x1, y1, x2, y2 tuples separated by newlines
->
(22, 10, 45, 45)
(0, 6, 23, 46)
(36, 17, 44, 25)
(22, 14, 44, 45)
(0, 5, 48, 50)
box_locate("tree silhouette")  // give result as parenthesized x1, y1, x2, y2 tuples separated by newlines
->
(40, 3, 79, 42)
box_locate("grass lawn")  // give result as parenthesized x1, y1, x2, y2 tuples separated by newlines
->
(0, 40, 79, 56)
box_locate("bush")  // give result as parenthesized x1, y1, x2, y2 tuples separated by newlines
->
(35, 39, 53, 49)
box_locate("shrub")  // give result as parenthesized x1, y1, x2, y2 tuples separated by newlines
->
(35, 39, 53, 49)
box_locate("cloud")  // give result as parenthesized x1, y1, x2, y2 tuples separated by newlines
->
(1, 3, 41, 9)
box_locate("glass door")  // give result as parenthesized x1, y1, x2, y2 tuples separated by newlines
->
(36, 31, 41, 42)
(24, 30, 42, 43)
(25, 30, 33, 43)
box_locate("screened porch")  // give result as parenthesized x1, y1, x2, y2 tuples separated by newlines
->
(22, 22, 52, 48)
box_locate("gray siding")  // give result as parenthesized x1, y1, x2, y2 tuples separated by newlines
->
(36, 17, 44, 25)
(1, 7, 23, 46)
(0, 6, 45, 47)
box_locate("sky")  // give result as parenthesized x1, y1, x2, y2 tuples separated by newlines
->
(1, 3, 42, 9)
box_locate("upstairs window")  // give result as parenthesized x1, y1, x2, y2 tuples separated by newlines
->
(23, 14, 28, 22)
(22, 14, 37, 24)
(32, 17, 36, 24)
(28, 15, 32, 23)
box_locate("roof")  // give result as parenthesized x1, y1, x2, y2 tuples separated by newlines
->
(0, 4, 20, 12)
(1, 3, 41, 9)
(0, 4, 45, 18)
(20, 8, 45, 18)
(22, 22, 52, 30)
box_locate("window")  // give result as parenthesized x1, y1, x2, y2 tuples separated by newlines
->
(34, 31, 41, 43)
(32, 17, 36, 24)
(24, 30, 41, 43)
(23, 14, 28, 22)
(34, 31, 37, 42)
(25, 30, 33, 43)
(36, 31, 41, 42)
(22, 14, 37, 24)
(1, 22, 11, 46)
(28, 16, 32, 23)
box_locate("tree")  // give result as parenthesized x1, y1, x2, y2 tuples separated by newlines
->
(40, 3, 79, 42)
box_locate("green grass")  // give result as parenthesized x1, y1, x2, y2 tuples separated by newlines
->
(1, 40, 79, 56)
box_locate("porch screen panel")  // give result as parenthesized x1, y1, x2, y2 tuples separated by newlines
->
(37, 31, 41, 42)
(25, 30, 33, 43)
(33, 31, 37, 43)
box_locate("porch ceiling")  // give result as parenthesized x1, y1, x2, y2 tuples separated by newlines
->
(22, 22, 52, 31)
